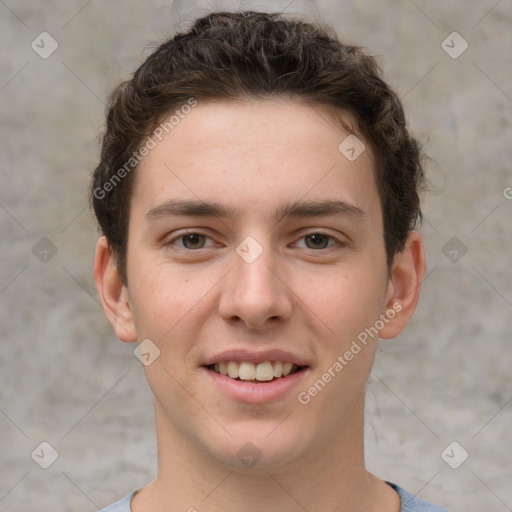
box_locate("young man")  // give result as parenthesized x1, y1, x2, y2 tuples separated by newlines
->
(91, 10, 447, 512)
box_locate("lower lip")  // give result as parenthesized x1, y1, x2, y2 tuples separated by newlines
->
(202, 367, 309, 403)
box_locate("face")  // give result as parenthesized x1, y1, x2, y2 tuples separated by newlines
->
(96, 98, 423, 473)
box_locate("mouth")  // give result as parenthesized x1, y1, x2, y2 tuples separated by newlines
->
(201, 349, 311, 402)
(205, 360, 306, 383)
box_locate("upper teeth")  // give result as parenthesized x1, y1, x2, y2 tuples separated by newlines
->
(213, 361, 297, 381)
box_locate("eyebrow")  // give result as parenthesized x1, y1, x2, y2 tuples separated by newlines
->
(146, 198, 367, 224)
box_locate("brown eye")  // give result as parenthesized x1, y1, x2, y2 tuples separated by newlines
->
(180, 233, 207, 249)
(304, 233, 331, 249)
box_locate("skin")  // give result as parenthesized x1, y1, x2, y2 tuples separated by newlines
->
(94, 98, 425, 512)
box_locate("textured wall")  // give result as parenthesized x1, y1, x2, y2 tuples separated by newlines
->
(1, 1, 511, 511)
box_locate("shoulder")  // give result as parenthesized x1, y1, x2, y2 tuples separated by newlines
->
(387, 482, 449, 512)
(98, 490, 137, 512)
(98, 484, 449, 512)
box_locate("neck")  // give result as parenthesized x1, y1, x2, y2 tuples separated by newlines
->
(131, 394, 399, 512)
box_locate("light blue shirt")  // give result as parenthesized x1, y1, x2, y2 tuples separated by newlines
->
(99, 482, 448, 511)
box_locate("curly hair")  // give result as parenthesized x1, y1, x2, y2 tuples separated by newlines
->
(91, 10, 425, 284)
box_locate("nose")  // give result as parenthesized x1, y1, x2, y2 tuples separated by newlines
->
(217, 238, 294, 330)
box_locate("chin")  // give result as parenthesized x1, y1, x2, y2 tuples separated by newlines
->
(200, 421, 312, 474)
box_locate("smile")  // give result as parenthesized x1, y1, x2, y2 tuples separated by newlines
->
(207, 361, 303, 382)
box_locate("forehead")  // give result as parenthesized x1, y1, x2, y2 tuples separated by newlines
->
(131, 98, 380, 227)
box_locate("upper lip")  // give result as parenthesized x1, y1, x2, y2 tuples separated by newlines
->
(202, 349, 310, 367)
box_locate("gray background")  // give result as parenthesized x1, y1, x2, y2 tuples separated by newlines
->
(1, 0, 511, 510)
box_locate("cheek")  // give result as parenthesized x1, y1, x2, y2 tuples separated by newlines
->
(127, 263, 215, 345)
(295, 268, 385, 416)
(295, 261, 388, 341)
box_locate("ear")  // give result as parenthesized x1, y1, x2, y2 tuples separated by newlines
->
(379, 230, 426, 339)
(93, 236, 138, 342)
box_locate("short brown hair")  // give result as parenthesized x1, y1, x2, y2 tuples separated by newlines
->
(91, 10, 425, 283)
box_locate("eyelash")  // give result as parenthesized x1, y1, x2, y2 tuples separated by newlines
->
(165, 230, 344, 251)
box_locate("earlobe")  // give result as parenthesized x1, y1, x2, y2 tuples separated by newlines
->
(379, 231, 426, 340)
(93, 236, 138, 342)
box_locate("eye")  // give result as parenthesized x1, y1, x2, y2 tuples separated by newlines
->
(165, 231, 343, 251)
(167, 232, 215, 250)
(294, 232, 342, 250)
